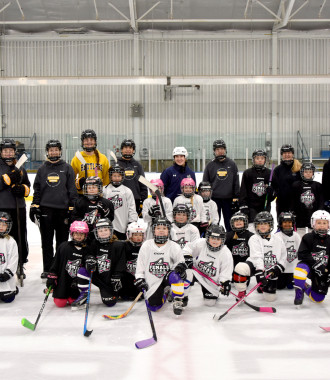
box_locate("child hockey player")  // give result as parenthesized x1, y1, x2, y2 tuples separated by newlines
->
(293, 210, 330, 306)
(46, 221, 90, 307)
(71, 218, 126, 309)
(290, 162, 324, 238)
(119, 221, 147, 300)
(134, 217, 187, 316)
(0, 212, 18, 303)
(225, 212, 254, 268)
(183, 224, 233, 306)
(142, 178, 173, 240)
(198, 181, 219, 235)
(103, 164, 138, 240)
(233, 211, 287, 301)
(173, 178, 207, 233)
(275, 212, 301, 290)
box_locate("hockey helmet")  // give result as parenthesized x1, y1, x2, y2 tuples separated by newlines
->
(311, 210, 330, 237)
(300, 162, 315, 182)
(172, 147, 188, 158)
(0, 212, 12, 237)
(173, 204, 191, 227)
(205, 224, 226, 252)
(252, 149, 267, 170)
(81, 129, 97, 152)
(70, 221, 89, 246)
(230, 212, 248, 233)
(126, 221, 147, 246)
(109, 164, 125, 187)
(83, 176, 103, 201)
(152, 217, 171, 244)
(0, 139, 16, 162)
(94, 218, 113, 243)
(278, 212, 296, 236)
(46, 139, 62, 161)
(198, 181, 212, 201)
(180, 177, 195, 198)
(254, 211, 274, 237)
(120, 139, 136, 159)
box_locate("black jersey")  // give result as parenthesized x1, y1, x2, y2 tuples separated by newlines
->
(225, 230, 254, 266)
(298, 231, 330, 269)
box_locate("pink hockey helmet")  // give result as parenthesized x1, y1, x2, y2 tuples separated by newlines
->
(150, 178, 164, 197)
(180, 177, 196, 198)
(70, 220, 89, 234)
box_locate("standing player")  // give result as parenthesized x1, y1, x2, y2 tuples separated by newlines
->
(134, 217, 187, 315)
(0, 212, 18, 303)
(322, 157, 330, 212)
(293, 210, 330, 306)
(30, 139, 78, 279)
(198, 181, 219, 235)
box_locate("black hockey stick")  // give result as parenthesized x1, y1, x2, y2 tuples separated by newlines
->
(83, 270, 94, 337)
(135, 289, 157, 349)
(264, 163, 275, 210)
(138, 175, 166, 217)
(21, 286, 52, 331)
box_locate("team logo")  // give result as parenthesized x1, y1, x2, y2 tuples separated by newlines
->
(124, 166, 136, 180)
(263, 251, 277, 269)
(312, 250, 328, 266)
(174, 237, 187, 249)
(110, 194, 123, 210)
(186, 205, 196, 221)
(197, 260, 216, 277)
(0, 253, 5, 264)
(126, 258, 137, 275)
(46, 172, 60, 187)
(232, 242, 249, 257)
(149, 258, 169, 278)
(252, 181, 266, 197)
(80, 162, 103, 173)
(216, 168, 228, 181)
(205, 208, 210, 222)
(97, 254, 111, 273)
(65, 259, 81, 278)
(287, 245, 297, 263)
(300, 190, 315, 208)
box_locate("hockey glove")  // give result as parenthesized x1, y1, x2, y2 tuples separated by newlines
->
(255, 270, 268, 287)
(174, 262, 188, 280)
(324, 200, 330, 214)
(111, 274, 122, 293)
(11, 184, 27, 198)
(85, 255, 97, 272)
(2, 167, 21, 186)
(46, 273, 58, 289)
(134, 278, 148, 292)
(220, 280, 231, 297)
(239, 205, 250, 217)
(29, 204, 41, 225)
(0, 272, 11, 282)
(231, 199, 240, 213)
(266, 264, 284, 279)
(312, 261, 327, 277)
(148, 205, 161, 218)
(77, 177, 86, 190)
(97, 202, 110, 218)
(184, 254, 194, 269)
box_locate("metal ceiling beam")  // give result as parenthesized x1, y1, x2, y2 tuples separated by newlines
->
(93, 0, 99, 20)
(15, 0, 24, 20)
(273, 0, 296, 31)
(128, 0, 138, 32)
(319, 0, 328, 17)
(254, 1, 281, 20)
(289, 0, 309, 20)
(107, 2, 129, 21)
(137, 1, 160, 21)
(0, 3, 11, 15)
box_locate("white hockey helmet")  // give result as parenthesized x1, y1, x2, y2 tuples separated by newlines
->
(172, 147, 188, 158)
(127, 221, 147, 246)
(311, 210, 330, 236)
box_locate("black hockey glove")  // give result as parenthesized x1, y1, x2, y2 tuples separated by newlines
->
(85, 255, 97, 273)
(11, 184, 26, 198)
(46, 273, 58, 289)
(324, 200, 330, 214)
(266, 264, 284, 279)
(174, 262, 188, 280)
(239, 205, 249, 217)
(231, 199, 239, 213)
(2, 167, 21, 187)
(184, 254, 194, 269)
(77, 177, 86, 190)
(312, 261, 327, 277)
(29, 204, 41, 225)
(111, 274, 122, 293)
(97, 202, 110, 218)
(148, 204, 161, 218)
(255, 270, 268, 287)
(220, 280, 231, 297)
(0, 272, 11, 282)
(134, 278, 148, 292)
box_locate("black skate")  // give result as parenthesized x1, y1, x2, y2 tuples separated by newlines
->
(71, 290, 88, 310)
(294, 286, 304, 306)
(173, 297, 184, 315)
(16, 266, 26, 280)
(182, 296, 189, 307)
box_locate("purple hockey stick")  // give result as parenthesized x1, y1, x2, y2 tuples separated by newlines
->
(135, 289, 157, 349)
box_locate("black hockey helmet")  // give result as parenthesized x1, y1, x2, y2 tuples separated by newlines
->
(46, 139, 62, 161)
(109, 164, 125, 187)
(278, 212, 296, 236)
(120, 139, 136, 159)
(280, 144, 294, 165)
(230, 211, 248, 233)
(83, 176, 103, 201)
(94, 218, 113, 243)
(300, 162, 315, 182)
(198, 181, 212, 201)
(0, 139, 16, 162)
(252, 148, 267, 170)
(213, 139, 226, 160)
(205, 224, 226, 252)
(173, 204, 191, 227)
(254, 211, 273, 238)
(0, 211, 12, 237)
(152, 216, 171, 244)
(81, 129, 97, 152)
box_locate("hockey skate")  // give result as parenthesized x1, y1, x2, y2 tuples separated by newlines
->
(294, 286, 304, 306)
(182, 296, 189, 307)
(71, 290, 88, 310)
(16, 266, 26, 280)
(173, 297, 184, 316)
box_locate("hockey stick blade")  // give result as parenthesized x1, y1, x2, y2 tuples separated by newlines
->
(16, 153, 28, 169)
(110, 150, 118, 163)
(135, 337, 157, 349)
(103, 292, 142, 320)
(75, 150, 87, 165)
(138, 176, 166, 217)
(21, 318, 35, 331)
(243, 300, 276, 313)
(135, 289, 157, 349)
(84, 328, 93, 337)
(320, 326, 330, 332)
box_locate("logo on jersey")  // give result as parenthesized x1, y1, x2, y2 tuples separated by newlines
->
(124, 166, 136, 181)
(46, 172, 61, 187)
(97, 254, 111, 273)
(174, 237, 187, 249)
(252, 181, 266, 197)
(263, 251, 277, 269)
(83, 209, 100, 225)
(186, 205, 196, 221)
(300, 190, 315, 208)
(312, 250, 328, 266)
(232, 242, 249, 257)
(0, 253, 5, 264)
(216, 168, 228, 181)
(197, 260, 216, 277)
(65, 259, 81, 277)
(204, 208, 210, 222)
(149, 258, 169, 278)
(126, 258, 137, 275)
(287, 245, 297, 263)
(109, 194, 123, 210)
(80, 162, 103, 173)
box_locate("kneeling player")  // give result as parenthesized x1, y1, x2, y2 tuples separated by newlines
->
(71, 218, 126, 309)
(134, 217, 187, 316)
(293, 210, 330, 306)
(233, 211, 286, 301)
(183, 224, 233, 306)
(0, 212, 18, 303)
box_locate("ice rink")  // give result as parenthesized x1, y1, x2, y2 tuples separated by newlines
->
(3, 171, 330, 380)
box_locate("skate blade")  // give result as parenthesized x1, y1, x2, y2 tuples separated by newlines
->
(71, 304, 87, 311)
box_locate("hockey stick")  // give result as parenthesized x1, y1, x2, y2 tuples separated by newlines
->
(138, 175, 166, 217)
(21, 286, 52, 331)
(75, 150, 88, 178)
(320, 327, 330, 332)
(83, 270, 94, 337)
(135, 289, 157, 349)
(192, 267, 276, 314)
(103, 292, 143, 320)
(109, 150, 118, 163)
(264, 163, 275, 210)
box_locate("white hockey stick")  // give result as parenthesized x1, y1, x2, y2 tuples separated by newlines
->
(75, 150, 88, 178)
(109, 150, 118, 163)
(16, 153, 28, 169)
(138, 175, 166, 217)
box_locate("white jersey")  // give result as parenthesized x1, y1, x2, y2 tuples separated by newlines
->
(247, 233, 287, 272)
(142, 196, 173, 239)
(173, 194, 207, 223)
(0, 235, 18, 293)
(103, 184, 138, 233)
(275, 231, 301, 273)
(170, 223, 200, 249)
(135, 239, 185, 298)
(182, 239, 233, 297)
(202, 199, 219, 224)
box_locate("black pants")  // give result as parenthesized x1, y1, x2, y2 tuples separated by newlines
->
(212, 198, 233, 231)
(1, 207, 28, 263)
(40, 207, 69, 272)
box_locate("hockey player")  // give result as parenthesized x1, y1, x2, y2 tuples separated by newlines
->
(239, 149, 275, 232)
(293, 210, 330, 306)
(198, 181, 219, 235)
(0, 139, 30, 279)
(30, 139, 78, 279)
(290, 162, 324, 238)
(71, 218, 126, 309)
(142, 178, 173, 239)
(134, 217, 187, 315)
(0, 212, 18, 303)
(233, 211, 287, 301)
(173, 178, 208, 233)
(103, 164, 138, 240)
(275, 212, 301, 290)
(45, 221, 90, 307)
(183, 224, 233, 306)
(119, 221, 147, 300)
(71, 129, 110, 194)
(117, 139, 148, 216)
(225, 212, 254, 268)
(322, 158, 330, 212)
(160, 146, 196, 204)
(72, 176, 114, 243)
